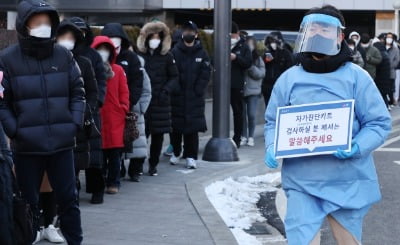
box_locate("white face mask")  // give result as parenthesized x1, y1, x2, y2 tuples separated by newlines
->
(29, 24, 52, 38)
(231, 38, 239, 47)
(386, 38, 393, 45)
(97, 50, 110, 63)
(348, 45, 355, 51)
(58, 40, 75, 51)
(270, 43, 278, 50)
(110, 37, 122, 55)
(149, 39, 161, 50)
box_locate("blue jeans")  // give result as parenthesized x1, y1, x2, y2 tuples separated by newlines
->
(242, 95, 260, 138)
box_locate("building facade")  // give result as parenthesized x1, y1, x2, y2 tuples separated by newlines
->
(0, 0, 398, 37)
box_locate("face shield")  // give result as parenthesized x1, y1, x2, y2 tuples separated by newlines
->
(294, 14, 345, 56)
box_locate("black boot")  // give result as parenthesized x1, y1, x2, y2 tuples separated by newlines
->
(90, 191, 104, 204)
(85, 168, 105, 204)
(148, 165, 158, 176)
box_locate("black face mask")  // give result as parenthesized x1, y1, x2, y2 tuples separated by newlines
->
(183, 34, 196, 44)
(305, 34, 338, 55)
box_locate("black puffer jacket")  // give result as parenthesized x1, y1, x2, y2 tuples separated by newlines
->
(69, 16, 106, 108)
(374, 42, 392, 92)
(171, 40, 211, 134)
(231, 38, 252, 89)
(0, 0, 86, 154)
(262, 47, 294, 93)
(101, 23, 143, 107)
(137, 21, 179, 134)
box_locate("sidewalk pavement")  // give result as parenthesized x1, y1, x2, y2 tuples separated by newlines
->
(38, 124, 272, 245)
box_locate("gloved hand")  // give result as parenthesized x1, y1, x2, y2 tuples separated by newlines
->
(333, 142, 360, 160)
(265, 145, 279, 169)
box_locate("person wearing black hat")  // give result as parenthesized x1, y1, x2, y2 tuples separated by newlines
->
(69, 16, 107, 205)
(0, 1, 84, 244)
(262, 33, 294, 107)
(56, 20, 100, 205)
(230, 21, 252, 148)
(170, 21, 211, 169)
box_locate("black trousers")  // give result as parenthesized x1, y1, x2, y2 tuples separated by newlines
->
(103, 148, 121, 188)
(14, 150, 82, 245)
(128, 158, 145, 177)
(231, 88, 244, 146)
(146, 133, 164, 167)
(171, 131, 199, 160)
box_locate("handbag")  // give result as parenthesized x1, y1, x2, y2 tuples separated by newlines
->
(84, 105, 101, 139)
(123, 112, 140, 148)
(10, 165, 35, 245)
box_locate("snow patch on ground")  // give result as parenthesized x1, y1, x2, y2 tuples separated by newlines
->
(205, 172, 281, 245)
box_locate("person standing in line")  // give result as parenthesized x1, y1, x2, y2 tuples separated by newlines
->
(262, 34, 294, 107)
(359, 33, 382, 80)
(122, 55, 152, 182)
(100, 23, 144, 178)
(373, 41, 392, 108)
(170, 21, 211, 169)
(56, 19, 98, 199)
(69, 16, 107, 204)
(240, 36, 265, 147)
(0, 1, 85, 244)
(91, 36, 129, 194)
(347, 38, 364, 67)
(230, 22, 252, 148)
(348, 31, 366, 61)
(384, 32, 400, 106)
(136, 21, 179, 176)
(265, 5, 391, 244)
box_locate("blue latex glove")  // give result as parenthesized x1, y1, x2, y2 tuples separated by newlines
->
(265, 145, 279, 169)
(333, 142, 360, 160)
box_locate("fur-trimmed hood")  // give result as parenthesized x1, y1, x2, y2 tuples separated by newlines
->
(137, 21, 171, 55)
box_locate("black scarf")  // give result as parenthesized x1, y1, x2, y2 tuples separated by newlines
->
(19, 35, 54, 60)
(298, 41, 352, 74)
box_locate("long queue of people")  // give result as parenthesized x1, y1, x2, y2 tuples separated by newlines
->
(348, 31, 400, 110)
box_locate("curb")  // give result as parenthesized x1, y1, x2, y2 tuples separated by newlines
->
(185, 160, 275, 245)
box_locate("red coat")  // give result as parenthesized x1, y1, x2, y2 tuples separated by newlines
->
(91, 36, 130, 149)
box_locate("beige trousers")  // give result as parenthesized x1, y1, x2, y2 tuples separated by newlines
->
(310, 215, 361, 245)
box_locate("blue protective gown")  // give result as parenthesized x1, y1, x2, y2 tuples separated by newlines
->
(265, 62, 392, 244)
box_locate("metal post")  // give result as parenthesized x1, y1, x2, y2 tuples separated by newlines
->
(202, 0, 239, 162)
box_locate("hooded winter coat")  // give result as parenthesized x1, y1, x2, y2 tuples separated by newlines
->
(137, 21, 179, 134)
(0, 0, 86, 154)
(101, 23, 143, 107)
(57, 20, 99, 169)
(91, 36, 129, 149)
(171, 40, 211, 134)
(124, 56, 152, 159)
(69, 16, 106, 107)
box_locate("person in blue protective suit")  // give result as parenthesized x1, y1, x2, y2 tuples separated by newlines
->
(264, 5, 392, 245)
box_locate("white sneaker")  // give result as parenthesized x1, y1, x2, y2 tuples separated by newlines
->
(247, 137, 255, 147)
(186, 158, 197, 169)
(170, 155, 180, 165)
(240, 137, 247, 146)
(42, 225, 65, 243)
